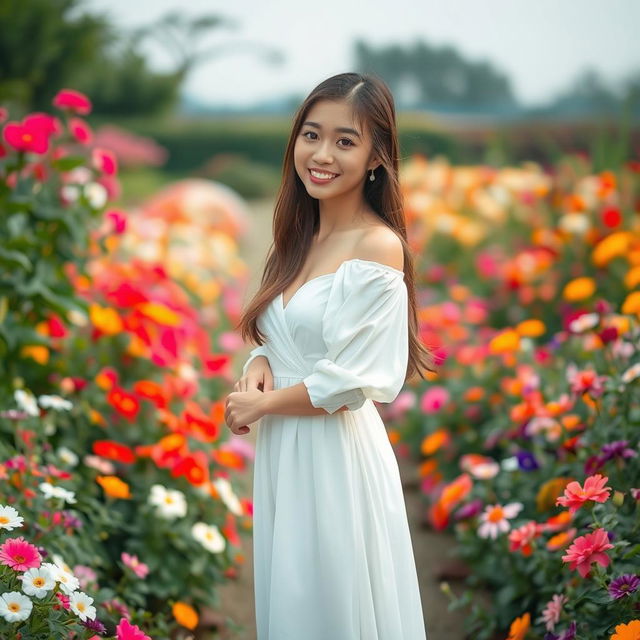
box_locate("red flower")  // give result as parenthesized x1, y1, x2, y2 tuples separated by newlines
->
(2, 120, 50, 154)
(171, 450, 209, 486)
(92, 440, 137, 464)
(601, 206, 621, 228)
(52, 89, 92, 115)
(69, 116, 93, 144)
(107, 386, 140, 421)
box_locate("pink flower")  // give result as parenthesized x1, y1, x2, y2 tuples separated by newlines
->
(420, 386, 450, 414)
(561, 528, 614, 577)
(556, 474, 612, 513)
(566, 363, 606, 397)
(508, 521, 543, 556)
(55, 591, 71, 610)
(541, 594, 568, 631)
(121, 553, 149, 579)
(53, 89, 92, 115)
(92, 148, 118, 176)
(69, 117, 93, 144)
(0, 536, 42, 571)
(116, 618, 152, 640)
(2, 120, 50, 154)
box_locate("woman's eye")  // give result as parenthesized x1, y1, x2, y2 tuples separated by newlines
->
(302, 131, 353, 147)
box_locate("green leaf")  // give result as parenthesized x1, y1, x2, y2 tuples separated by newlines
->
(50, 154, 86, 172)
(0, 247, 32, 271)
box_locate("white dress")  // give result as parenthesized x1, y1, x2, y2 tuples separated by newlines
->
(242, 258, 428, 640)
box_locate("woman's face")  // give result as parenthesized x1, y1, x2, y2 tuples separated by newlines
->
(293, 99, 378, 200)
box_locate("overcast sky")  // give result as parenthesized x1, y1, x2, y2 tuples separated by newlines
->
(84, 0, 640, 108)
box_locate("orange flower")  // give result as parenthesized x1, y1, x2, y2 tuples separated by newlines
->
(489, 329, 520, 354)
(20, 345, 49, 365)
(211, 448, 245, 471)
(170, 451, 209, 487)
(89, 303, 124, 335)
(591, 231, 632, 267)
(516, 319, 546, 337)
(506, 612, 530, 640)
(625, 265, 640, 289)
(610, 619, 640, 640)
(622, 291, 640, 315)
(563, 277, 596, 302)
(421, 429, 450, 456)
(463, 386, 485, 402)
(547, 528, 577, 551)
(92, 440, 136, 464)
(172, 602, 199, 630)
(96, 475, 131, 499)
(107, 386, 140, 421)
(439, 473, 472, 511)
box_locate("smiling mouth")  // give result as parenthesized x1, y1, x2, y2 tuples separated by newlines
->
(309, 169, 339, 179)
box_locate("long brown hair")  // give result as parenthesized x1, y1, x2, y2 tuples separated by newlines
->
(237, 72, 436, 380)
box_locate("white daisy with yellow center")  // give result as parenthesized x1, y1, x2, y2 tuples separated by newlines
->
(192, 521, 226, 553)
(20, 567, 55, 598)
(0, 591, 33, 622)
(69, 591, 97, 621)
(0, 505, 24, 531)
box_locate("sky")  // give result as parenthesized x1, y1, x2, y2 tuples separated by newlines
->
(83, 0, 640, 108)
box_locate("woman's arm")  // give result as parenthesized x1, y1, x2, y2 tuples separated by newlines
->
(261, 382, 348, 416)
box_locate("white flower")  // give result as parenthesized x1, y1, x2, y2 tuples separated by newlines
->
(477, 502, 523, 539)
(0, 505, 24, 531)
(500, 456, 520, 471)
(66, 167, 92, 184)
(69, 591, 96, 621)
(67, 309, 88, 327)
(39, 482, 77, 504)
(84, 182, 108, 209)
(51, 554, 73, 575)
(20, 567, 55, 598)
(148, 484, 187, 519)
(57, 447, 79, 467)
(60, 184, 81, 204)
(44, 563, 79, 595)
(569, 312, 599, 333)
(13, 389, 40, 416)
(38, 394, 73, 411)
(0, 591, 33, 622)
(192, 522, 226, 553)
(212, 477, 243, 516)
(558, 213, 590, 235)
(622, 362, 640, 384)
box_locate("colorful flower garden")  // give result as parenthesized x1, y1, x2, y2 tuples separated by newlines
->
(0, 88, 638, 639)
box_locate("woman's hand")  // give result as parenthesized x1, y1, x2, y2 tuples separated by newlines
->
(225, 355, 274, 435)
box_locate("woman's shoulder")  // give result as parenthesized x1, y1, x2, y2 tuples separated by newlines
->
(352, 224, 404, 274)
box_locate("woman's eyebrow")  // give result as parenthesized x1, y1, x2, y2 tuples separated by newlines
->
(302, 121, 361, 139)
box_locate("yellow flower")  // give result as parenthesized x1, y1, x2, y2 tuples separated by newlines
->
(89, 304, 124, 335)
(138, 302, 181, 326)
(516, 319, 546, 337)
(563, 277, 596, 302)
(592, 231, 632, 267)
(96, 475, 131, 499)
(172, 602, 199, 630)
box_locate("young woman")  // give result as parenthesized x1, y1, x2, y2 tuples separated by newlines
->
(225, 72, 436, 640)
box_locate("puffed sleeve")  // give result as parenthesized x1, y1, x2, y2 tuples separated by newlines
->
(241, 344, 269, 376)
(302, 259, 408, 414)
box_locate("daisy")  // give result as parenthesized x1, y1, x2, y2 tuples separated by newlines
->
(555, 474, 612, 513)
(20, 566, 55, 598)
(0, 537, 41, 571)
(608, 574, 640, 600)
(39, 481, 77, 504)
(42, 561, 79, 594)
(13, 389, 39, 416)
(69, 591, 97, 621)
(148, 484, 187, 519)
(477, 502, 523, 539)
(0, 505, 24, 531)
(0, 591, 33, 623)
(192, 522, 226, 553)
(38, 394, 73, 411)
(212, 477, 244, 516)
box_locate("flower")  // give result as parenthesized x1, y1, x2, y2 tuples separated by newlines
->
(172, 601, 199, 630)
(116, 617, 152, 640)
(610, 619, 640, 640)
(191, 522, 226, 553)
(39, 481, 77, 504)
(508, 521, 543, 556)
(622, 362, 640, 384)
(69, 591, 97, 621)
(42, 561, 80, 594)
(38, 394, 73, 411)
(506, 611, 530, 640)
(0, 505, 24, 530)
(600, 441, 637, 463)
(52, 89, 92, 115)
(477, 502, 523, 539)
(561, 528, 614, 577)
(212, 477, 244, 516)
(0, 591, 33, 622)
(555, 474, 612, 513)
(568, 312, 599, 333)
(82, 617, 107, 634)
(121, 552, 149, 579)
(608, 574, 640, 600)
(544, 620, 576, 640)
(57, 446, 79, 466)
(96, 475, 131, 499)
(14, 389, 40, 416)
(0, 537, 42, 571)
(419, 386, 450, 413)
(20, 566, 55, 598)
(541, 594, 567, 631)
(148, 484, 187, 519)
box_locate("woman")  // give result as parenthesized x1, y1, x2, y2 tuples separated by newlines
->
(225, 72, 436, 640)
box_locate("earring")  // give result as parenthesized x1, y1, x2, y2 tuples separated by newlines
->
(369, 168, 375, 182)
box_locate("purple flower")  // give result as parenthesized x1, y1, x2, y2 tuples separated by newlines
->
(516, 450, 540, 472)
(82, 617, 107, 634)
(454, 498, 483, 521)
(600, 440, 637, 463)
(544, 620, 576, 640)
(608, 574, 640, 600)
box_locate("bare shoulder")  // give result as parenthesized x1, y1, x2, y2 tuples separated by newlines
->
(354, 225, 404, 272)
